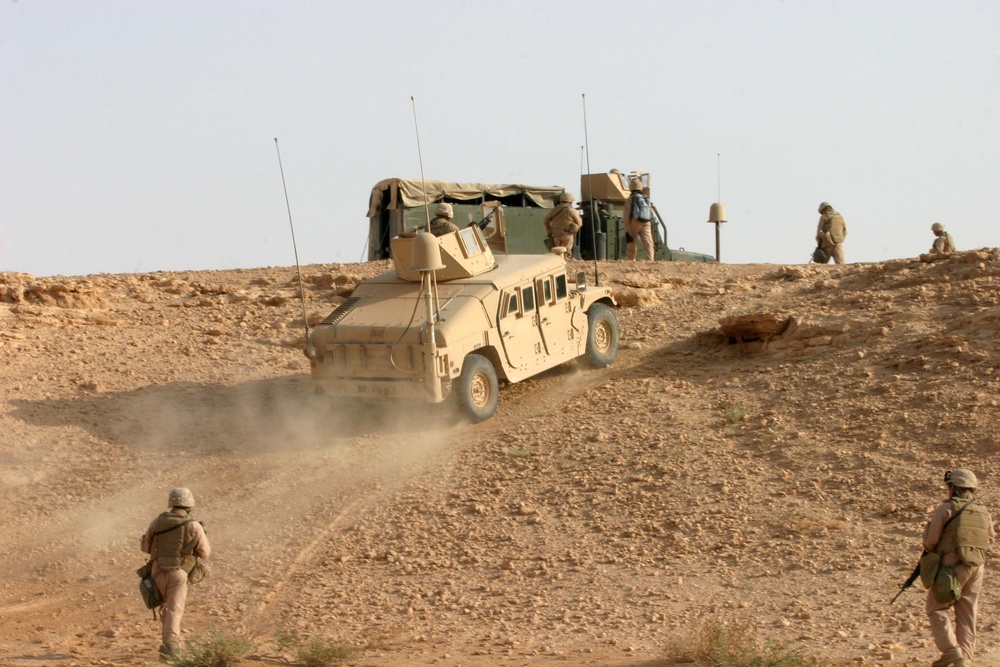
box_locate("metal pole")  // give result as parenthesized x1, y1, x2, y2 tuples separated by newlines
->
(582, 94, 599, 286)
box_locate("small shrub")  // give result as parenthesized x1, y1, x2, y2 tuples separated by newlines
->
(294, 636, 356, 666)
(665, 618, 804, 667)
(275, 630, 357, 667)
(172, 629, 255, 667)
(724, 404, 747, 423)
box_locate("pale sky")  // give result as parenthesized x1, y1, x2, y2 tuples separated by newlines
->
(2, 0, 998, 277)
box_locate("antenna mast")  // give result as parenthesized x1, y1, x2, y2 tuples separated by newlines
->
(582, 94, 600, 286)
(273, 138, 310, 346)
(411, 96, 432, 232)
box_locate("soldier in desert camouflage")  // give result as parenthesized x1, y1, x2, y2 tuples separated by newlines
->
(543, 191, 582, 255)
(141, 487, 211, 661)
(429, 203, 460, 237)
(923, 469, 994, 667)
(930, 223, 956, 254)
(815, 202, 847, 264)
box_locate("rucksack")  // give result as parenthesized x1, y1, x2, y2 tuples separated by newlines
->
(631, 193, 652, 221)
(136, 561, 163, 616)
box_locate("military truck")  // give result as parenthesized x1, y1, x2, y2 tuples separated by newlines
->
(308, 203, 620, 422)
(578, 170, 715, 262)
(366, 175, 713, 263)
(367, 178, 565, 260)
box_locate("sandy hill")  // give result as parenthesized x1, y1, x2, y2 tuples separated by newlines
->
(1, 249, 999, 667)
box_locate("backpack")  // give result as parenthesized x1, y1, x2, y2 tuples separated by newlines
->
(631, 193, 652, 222)
(136, 561, 163, 615)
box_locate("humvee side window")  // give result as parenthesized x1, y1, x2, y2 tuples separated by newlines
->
(555, 274, 568, 300)
(521, 286, 535, 313)
(537, 278, 552, 304)
(506, 292, 519, 316)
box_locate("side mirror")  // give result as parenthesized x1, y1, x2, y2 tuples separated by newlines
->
(576, 271, 587, 292)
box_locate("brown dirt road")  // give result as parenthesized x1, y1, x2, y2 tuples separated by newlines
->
(2, 249, 1000, 667)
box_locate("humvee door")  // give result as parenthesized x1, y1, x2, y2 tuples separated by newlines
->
(534, 272, 577, 359)
(498, 283, 546, 370)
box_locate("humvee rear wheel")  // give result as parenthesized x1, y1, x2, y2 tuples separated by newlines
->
(583, 303, 620, 368)
(455, 354, 499, 423)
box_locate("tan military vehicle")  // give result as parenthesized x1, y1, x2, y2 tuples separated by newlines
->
(305, 204, 619, 422)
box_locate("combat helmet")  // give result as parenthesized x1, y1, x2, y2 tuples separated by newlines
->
(818, 202, 832, 213)
(558, 192, 575, 204)
(931, 222, 945, 233)
(434, 203, 454, 219)
(629, 178, 643, 192)
(168, 487, 196, 508)
(946, 469, 979, 490)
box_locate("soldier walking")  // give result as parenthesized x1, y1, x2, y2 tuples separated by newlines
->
(922, 469, 994, 667)
(141, 487, 212, 661)
(815, 202, 847, 264)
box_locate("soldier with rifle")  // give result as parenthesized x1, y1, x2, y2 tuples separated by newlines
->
(894, 470, 994, 667)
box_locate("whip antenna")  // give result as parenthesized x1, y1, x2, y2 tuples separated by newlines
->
(582, 94, 600, 286)
(273, 138, 310, 345)
(411, 96, 432, 232)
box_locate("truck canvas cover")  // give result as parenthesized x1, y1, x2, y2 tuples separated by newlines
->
(368, 178, 565, 260)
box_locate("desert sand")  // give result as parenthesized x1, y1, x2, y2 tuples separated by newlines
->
(1, 249, 999, 666)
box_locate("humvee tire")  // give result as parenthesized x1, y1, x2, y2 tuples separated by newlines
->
(455, 354, 500, 423)
(583, 303, 619, 368)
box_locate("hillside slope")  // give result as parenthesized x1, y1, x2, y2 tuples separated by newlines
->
(1, 249, 999, 667)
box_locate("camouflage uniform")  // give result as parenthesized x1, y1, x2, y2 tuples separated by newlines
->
(623, 190, 654, 261)
(815, 203, 847, 264)
(429, 216, 459, 237)
(930, 223, 956, 254)
(141, 489, 211, 657)
(543, 196, 582, 253)
(922, 471, 994, 666)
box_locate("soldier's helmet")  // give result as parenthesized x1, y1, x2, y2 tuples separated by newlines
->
(931, 222, 945, 233)
(434, 203, 454, 219)
(629, 178, 643, 192)
(818, 202, 832, 213)
(947, 469, 979, 490)
(168, 487, 196, 508)
(558, 192, 575, 204)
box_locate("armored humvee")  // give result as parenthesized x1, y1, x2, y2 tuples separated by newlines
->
(306, 203, 619, 422)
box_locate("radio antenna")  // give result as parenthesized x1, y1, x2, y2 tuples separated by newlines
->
(411, 96, 432, 232)
(582, 94, 600, 286)
(273, 138, 310, 346)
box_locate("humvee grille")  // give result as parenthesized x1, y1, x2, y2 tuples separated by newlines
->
(321, 297, 362, 325)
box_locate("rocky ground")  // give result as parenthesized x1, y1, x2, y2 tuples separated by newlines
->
(1, 248, 999, 667)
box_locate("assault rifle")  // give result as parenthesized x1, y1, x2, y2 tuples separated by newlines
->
(891, 498, 976, 604)
(470, 208, 496, 230)
(890, 551, 925, 604)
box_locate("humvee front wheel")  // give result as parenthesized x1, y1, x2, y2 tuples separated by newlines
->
(455, 354, 499, 423)
(583, 303, 620, 368)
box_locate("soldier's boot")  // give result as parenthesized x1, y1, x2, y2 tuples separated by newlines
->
(931, 648, 965, 667)
(158, 643, 180, 662)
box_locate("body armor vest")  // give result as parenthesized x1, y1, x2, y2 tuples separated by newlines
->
(823, 211, 847, 244)
(936, 497, 991, 566)
(150, 510, 198, 573)
(548, 204, 581, 235)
